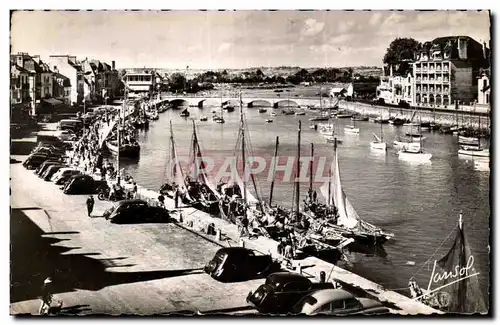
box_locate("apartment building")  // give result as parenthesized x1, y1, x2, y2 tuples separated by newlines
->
(123, 70, 156, 97)
(48, 55, 82, 105)
(413, 36, 489, 108)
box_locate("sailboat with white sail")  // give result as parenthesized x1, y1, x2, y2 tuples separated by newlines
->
(408, 213, 487, 314)
(318, 139, 394, 245)
(370, 118, 387, 151)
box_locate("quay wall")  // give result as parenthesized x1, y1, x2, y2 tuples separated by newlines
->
(339, 101, 490, 131)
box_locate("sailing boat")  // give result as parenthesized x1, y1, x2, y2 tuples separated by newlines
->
(458, 137, 489, 158)
(398, 114, 432, 162)
(325, 117, 343, 144)
(217, 93, 270, 234)
(370, 117, 387, 151)
(309, 89, 329, 122)
(185, 120, 221, 213)
(159, 120, 192, 202)
(344, 117, 360, 135)
(105, 90, 140, 158)
(318, 139, 394, 245)
(408, 213, 487, 314)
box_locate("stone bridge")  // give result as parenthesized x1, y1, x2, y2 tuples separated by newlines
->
(159, 96, 339, 109)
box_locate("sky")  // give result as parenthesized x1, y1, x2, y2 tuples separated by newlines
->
(10, 10, 491, 70)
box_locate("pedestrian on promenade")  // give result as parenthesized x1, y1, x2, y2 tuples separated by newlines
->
(38, 277, 62, 315)
(174, 187, 180, 208)
(86, 195, 95, 217)
(158, 195, 165, 209)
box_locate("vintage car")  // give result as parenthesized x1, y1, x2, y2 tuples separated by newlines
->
(62, 175, 105, 195)
(104, 199, 170, 224)
(36, 160, 63, 177)
(291, 288, 390, 315)
(51, 168, 82, 185)
(204, 247, 281, 283)
(42, 164, 66, 181)
(247, 272, 334, 314)
(23, 154, 50, 170)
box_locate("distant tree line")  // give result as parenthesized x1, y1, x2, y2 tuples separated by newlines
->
(163, 67, 358, 93)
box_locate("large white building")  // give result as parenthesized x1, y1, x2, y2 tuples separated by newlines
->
(124, 70, 156, 97)
(376, 67, 414, 105)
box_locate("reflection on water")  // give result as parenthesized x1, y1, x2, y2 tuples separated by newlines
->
(120, 107, 490, 302)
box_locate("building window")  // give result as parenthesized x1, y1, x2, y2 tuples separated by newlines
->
(483, 79, 488, 89)
(486, 93, 489, 104)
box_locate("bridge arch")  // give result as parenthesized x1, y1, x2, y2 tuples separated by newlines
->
(222, 99, 239, 107)
(170, 99, 189, 109)
(248, 99, 272, 108)
(198, 98, 220, 108)
(273, 100, 299, 108)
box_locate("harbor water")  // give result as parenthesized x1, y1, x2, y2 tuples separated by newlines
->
(118, 105, 490, 303)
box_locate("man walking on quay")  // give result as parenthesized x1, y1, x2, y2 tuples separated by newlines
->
(86, 195, 95, 217)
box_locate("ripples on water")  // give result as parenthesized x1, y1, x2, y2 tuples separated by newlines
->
(120, 106, 490, 302)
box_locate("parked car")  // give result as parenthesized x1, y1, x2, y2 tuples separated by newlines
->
(42, 164, 66, 181)
(57, 130, 78, 142)
(62, 175, 106, 195)
(105, 200, 170, 224)
(23, 154, 49, 170)
(36, 161, 63, 176)
(52, 168, 82, 185)
(204, 247, 281, 283)
(247, 272, 334, 314)
(291, 289, 390, 315)
(103, 199, 149, 219)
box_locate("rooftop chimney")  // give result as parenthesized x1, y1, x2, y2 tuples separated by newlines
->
(112, 61, 115, 70)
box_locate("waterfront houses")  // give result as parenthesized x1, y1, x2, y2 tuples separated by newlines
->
(376, 67, 413, 105)
(123, 69, 157, 97)
(477, 68, 490, 106)
(413, 36, 490, 108)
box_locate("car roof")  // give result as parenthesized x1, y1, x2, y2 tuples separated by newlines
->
(216, 247, 253, 255)
(299, 289, 354, 314)
(266, 272, 310, 283)
(117, 199, 148, 205)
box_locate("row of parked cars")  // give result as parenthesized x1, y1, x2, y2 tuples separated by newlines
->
(23, 143, 171, 224)
(203, 247, 392, 316)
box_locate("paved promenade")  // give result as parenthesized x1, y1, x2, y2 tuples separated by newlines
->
(10, 144, 262, 315)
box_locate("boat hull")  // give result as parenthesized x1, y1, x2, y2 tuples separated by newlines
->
(398, 151, 432, 161)
(344, 127, 360, 134)
(458, 149, 489, 157)
(370, 141, 387, 151)
(458, 136, 480, 146)
(105, 141, 141, 158)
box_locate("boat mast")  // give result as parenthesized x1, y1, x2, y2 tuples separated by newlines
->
(309, 143, 314, 195)
(169, 120, 176, 180)
(294, 120, 302, 222)
(380, 114, 384, 141)
(192, 120, 198, 180)
(117, 89, 124, 185)
(268, 136, 279, 206)
(240, 92, 247, 204)
(320, 87, 323, 113)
